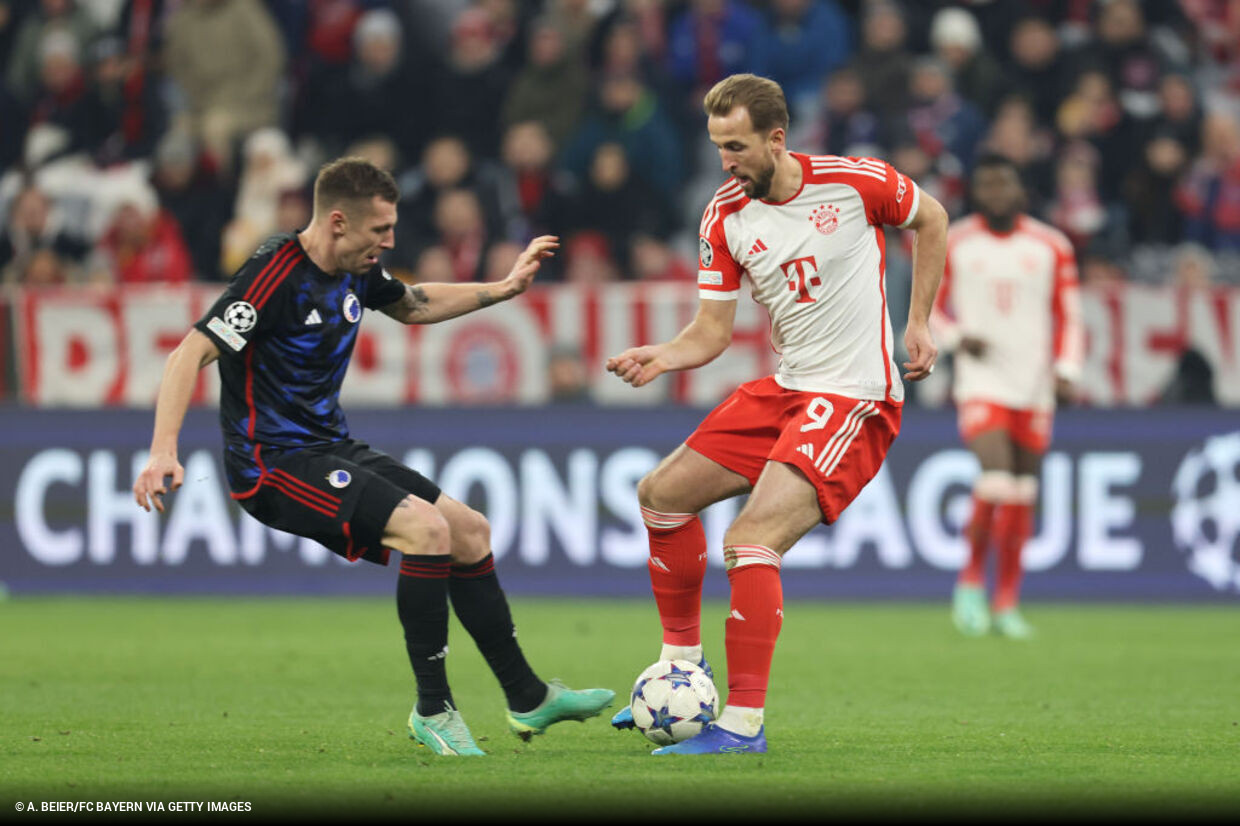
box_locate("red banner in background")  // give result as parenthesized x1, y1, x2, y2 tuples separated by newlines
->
(11, 283, 1240, 407)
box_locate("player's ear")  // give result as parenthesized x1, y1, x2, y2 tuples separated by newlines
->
(767, 127, 786, 153)
(329, 208, 348, 237)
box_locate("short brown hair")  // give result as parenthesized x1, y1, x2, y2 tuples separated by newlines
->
(703, 74, 789, 133)
(313, 157, 399, 215)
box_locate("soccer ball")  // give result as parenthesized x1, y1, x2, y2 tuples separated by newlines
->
(629, 659, 719, 745)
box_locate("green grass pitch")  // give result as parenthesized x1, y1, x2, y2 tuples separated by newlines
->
(2, 597, 1237, 821)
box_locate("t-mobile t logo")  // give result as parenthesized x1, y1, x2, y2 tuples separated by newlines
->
(779, 255, 820, 303)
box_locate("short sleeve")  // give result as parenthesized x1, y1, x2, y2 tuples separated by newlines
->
(363, 265, 408, 309)
(855, 158, 920, 229)
(194, 237, 298, 358)
(697, 208, 743, 301)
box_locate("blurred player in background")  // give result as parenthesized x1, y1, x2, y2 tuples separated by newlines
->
(606, 74, 947, 754)
(133, 158, 612, 756)
(932, 153, 1084, 640)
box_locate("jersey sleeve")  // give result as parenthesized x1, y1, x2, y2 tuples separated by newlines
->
(1050, 237, 1084, 382)
(362, 265, 409, 309)
(194, 238, 297, 358)
(855, 158, 920, 229)
(697, 206, 743, 301)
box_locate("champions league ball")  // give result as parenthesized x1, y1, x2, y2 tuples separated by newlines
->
(629, 659, 719, 746)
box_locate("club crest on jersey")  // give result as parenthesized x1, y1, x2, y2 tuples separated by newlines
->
(698, 236, 713, 268)
(327, 469, 352, 488)
(343, 292, 361, 323)
(224, 301, 257, 332)
(809, 204, 841, 235)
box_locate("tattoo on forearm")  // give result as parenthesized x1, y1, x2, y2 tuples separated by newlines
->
(403, 285, 429, 317)
(477, 290, 498, 308)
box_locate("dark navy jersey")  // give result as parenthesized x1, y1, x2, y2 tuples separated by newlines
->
(194, 232, 406, 493)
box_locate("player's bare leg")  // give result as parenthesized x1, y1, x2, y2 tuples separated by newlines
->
(434, 494, 614, 739)
(990, 444, 1043, 639)
(653, 460, 820, 754)
(954, 430, 1015, 637)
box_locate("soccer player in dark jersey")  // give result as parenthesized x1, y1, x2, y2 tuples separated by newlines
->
(133, 157, 614, 756)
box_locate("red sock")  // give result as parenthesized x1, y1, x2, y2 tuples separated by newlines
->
(959, 495, 996, 587)
(723, 545, 783, 709)
(993, 502, 1034, 612)
(643, 507, 707, 647)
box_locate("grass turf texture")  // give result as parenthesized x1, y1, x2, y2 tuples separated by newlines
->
(2, 597, 1237, 821)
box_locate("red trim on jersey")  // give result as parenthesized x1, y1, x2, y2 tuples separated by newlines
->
(875, 226, 893, 398)
(252, 248, 302, 310)
(244, 346, 257, 440)
(230, 443, 268, 500)
(243, 241, 297, 303)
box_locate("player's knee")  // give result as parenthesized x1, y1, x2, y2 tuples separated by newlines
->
(386, 496, 450, 556)
(974, 470, 1017, 502)
(1013, 475, 1038, 504)
(636, 468, 671, 510)
(451, 507, 491, 564)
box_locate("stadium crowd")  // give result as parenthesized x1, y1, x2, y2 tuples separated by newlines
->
(0, 0, 1238, 292)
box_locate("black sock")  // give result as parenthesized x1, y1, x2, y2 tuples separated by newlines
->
(396, 554, 454, 717)
(449, 554, 546, 713)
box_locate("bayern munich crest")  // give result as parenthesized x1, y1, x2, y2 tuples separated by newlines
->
(224, 301, 257, 333)
(327, 469, 352, 488)
(698, 237, 713, 268)
(810, 204, 842, 235)
(343, 292, 361, 323)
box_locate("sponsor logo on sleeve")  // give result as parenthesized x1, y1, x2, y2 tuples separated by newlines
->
(207, 316, 247, 352)
(699, 237, 714, 268)
(698, 270, 724, 286)
(896, 175, 908, 203)
(224, 301, 257, 332)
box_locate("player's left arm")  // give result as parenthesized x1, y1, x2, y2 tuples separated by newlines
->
(379, 235, 559, 324)
(901, 191, 949, 381)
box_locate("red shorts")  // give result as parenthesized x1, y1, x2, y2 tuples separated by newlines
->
(957, 400, 1052, 453)
(684, 376, 902, 524)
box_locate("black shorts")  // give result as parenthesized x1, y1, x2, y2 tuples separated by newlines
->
(232, 439, 441, 566)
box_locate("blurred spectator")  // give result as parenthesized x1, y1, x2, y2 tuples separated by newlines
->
(561, 72, 683, 196)
(1003, 15, 1075, 126)
(1055, 69, 1137, 202)
(929, 6, 1007, 117)
(431, 188, 490, 282)
(666, 0, 767, 100)
(0, 182, 88, 282)
(1078, 241, 1127, 287)
(501, 15, 591, 151)
(753, 0, 852, 110)
(394, 135, 505, 269)
(164, 0, 287, 173)
(565, 142, 674, 274)
(1048, 144, 1108, 253)
(483, 239, 523, 282)
(562, 229, 621, 283)
(150, 130, 230, 280)
(1159, 348, 1216, 405)
(91, 183, 194, 284)
(275, 187, 311, 236)
(845, 0, 912, 118)
(1176, 110, 1240, 253)
(543, 0, 604, 62)
(297, 7, 432, 161)
(889, 138, 963, 220)
(5, 0, 98, 104)
(1147, 72, 1203, 156)
(411, 243, 454, 284)
(547, 343, 590, 403)
(1123, 130, 1190, 247)
(980, 95, 1055, 213)
(905, 56, 987, 173)
(1088, 0, 1182, 121)
(17, 246, 70, 284)
(478, 0, 529, 73)
(429, 6, 512, 160)
(343, 134, 400, 174)
(495, 121, 575, 245)
(80, 35, 166, 165)
(630, 233, 694, 281)
(24, 28, 92, 159)
(219, 128, 308, 274)
(0, 81, 26, 171)
(814, 67, 884, 158)
(1170, 242, 1217, 289)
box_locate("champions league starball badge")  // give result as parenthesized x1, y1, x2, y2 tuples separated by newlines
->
(343, 293, 361, 323)
(224, 301, 257, 332)
(699, 237, 713, 268)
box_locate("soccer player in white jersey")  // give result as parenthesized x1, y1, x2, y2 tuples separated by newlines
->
(604, 74, 947, 754)
(931, 153, 1084, 640)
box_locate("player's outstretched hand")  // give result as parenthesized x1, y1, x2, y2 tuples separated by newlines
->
(502, 235, 559, 297)
(134, 452, 184, 513)
(605, 345, 668, 388)
(903, 320, 938, 381)
(1055, 376, 1077, 405)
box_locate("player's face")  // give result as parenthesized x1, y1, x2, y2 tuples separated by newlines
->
(708, 107, 779, 200)
(971, 166, 1024, 223)
(336, 196, 396, 273)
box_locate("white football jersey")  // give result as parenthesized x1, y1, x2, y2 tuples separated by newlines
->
(931, 213, 1084, 411)
(698, 153, 920, 403)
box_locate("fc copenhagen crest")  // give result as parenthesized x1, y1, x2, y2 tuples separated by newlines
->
(809, 204, 841, 235)
(343, 292, 362, 323)
(698, 237, 713, 268)
(224, 301, 257, 332)
(327, 469, 352, 488)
